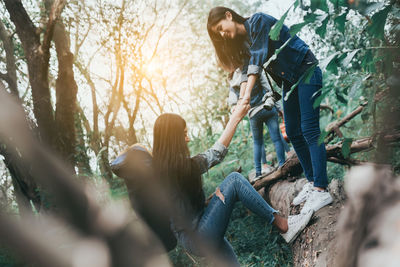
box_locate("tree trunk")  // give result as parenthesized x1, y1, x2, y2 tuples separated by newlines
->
(0, 20, 19, 97)
(3, 0, 56, 146)
(53, 17, 78, 167)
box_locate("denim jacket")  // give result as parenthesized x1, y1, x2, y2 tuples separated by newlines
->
(170, 142, 228, 233)
(241, 12, 311, 87)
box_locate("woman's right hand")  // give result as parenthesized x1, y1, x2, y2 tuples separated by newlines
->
(232, 100, 250, 121)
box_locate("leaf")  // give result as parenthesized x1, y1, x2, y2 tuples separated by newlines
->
(329, 0, 348, 10)
(290, 22, 308, 36)
(313, 89, 329, 109)
(336, 92, 347, 104)
(269, 8, 290, 41)
(316, 15, 329, 38)
(319, 52, 340, 70)
(284, 63, 317, 101)
(311, 0, 329, 12)
(215, 187, 225, 204)
(341, 138, 353, 159)
(327, 53, 346, 75)
(303, 13, 319, 23)
(303, 64, 317, 84)
(318, 130, 329, 145)
(341, 49, 360, 67)
(294, 0, 300, 9)
(334, 11, 347, 34)
(358, 2, 385, 16)
(360, 49, 375, 72)
(366, 5, 392, 40)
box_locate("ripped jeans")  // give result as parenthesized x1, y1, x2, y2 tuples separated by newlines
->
(177, 172, 277, 266)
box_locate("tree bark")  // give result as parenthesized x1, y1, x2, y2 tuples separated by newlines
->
(3, 0, 56, 145)
(52, 11, 78, 166)
(0, 20, 18, 97)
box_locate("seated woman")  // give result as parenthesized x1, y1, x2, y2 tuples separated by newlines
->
(152, 103, 313, 266)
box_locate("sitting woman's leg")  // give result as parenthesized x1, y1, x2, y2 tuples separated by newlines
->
(193, 172, 284, 265)
(197, 172, 282, 239)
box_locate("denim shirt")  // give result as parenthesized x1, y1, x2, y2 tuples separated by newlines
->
(241, 13, 310, 87)
(170, 142, 228, 233)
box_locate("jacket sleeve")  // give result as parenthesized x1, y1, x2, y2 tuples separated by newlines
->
(247, 13, 275, 76)
(192, 142, 228, 175)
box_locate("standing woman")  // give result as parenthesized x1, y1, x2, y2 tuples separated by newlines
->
(152, 105, 313, 265)
(207, 6, 333, 213)
(228, 68, 289, 179)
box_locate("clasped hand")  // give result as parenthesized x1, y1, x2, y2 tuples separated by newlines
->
(231, 99, 250, 120)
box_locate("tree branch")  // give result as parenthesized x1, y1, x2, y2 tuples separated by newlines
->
(41, 0, 67, 62)
(325, 101, 368, 142)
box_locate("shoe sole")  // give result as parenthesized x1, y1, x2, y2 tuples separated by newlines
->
(282, 210, 313, 243)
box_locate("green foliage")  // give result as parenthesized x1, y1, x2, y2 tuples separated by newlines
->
(315, 15, 329, 38)
(341, 137, 353, 159)
(269, 8, 290, 41)
(311, 0, 329, 12)
(366, 5, 392, 40)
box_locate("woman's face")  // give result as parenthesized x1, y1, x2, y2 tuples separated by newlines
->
(184, 127, 190, 143)
(210, 11, 237, 40)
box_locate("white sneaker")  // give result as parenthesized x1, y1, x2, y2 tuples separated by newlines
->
(262, 165, 274, 175)
(300, 189, 333, 214)
(280, 210, 313, 243)
(292, 182, 313, 206)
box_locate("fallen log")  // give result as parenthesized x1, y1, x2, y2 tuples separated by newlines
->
(253, 132, 400, 190)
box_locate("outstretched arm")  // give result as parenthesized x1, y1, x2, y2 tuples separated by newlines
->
(193, 100, 250, 174)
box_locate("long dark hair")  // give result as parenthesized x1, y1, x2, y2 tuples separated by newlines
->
(207, 6, 248, 72)
(152, 113, 204, 212)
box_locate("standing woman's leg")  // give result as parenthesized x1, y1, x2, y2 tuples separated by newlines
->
(282, 86, 314, 182)
(261, 141, 267, 166)
(297, 67, 328, 188)
(264, 109, 286, 166)
(250, 116, 265, 176)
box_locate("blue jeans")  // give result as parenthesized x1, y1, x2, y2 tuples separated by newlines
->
(282, 67, 328, 188)
(250, 108, 287, 176)
(261, 134, 290, 165)
(179, 172, 277, 266)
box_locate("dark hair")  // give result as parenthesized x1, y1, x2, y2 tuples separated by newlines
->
(207, 6, 248, 72)
(152, 113, 204, 212)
